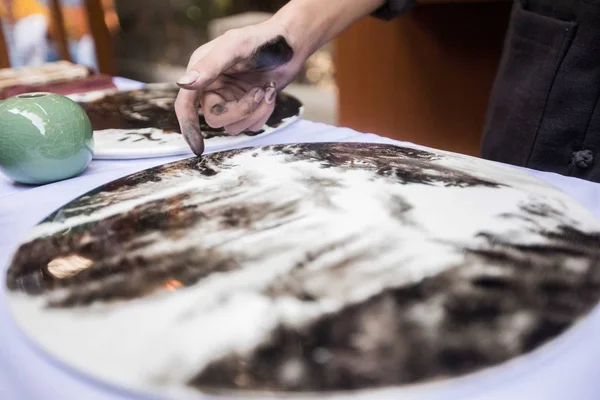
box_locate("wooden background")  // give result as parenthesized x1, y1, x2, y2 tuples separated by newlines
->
(335, 1, 513, 156)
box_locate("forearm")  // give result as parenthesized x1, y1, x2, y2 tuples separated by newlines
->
(271, 0, 387, 58)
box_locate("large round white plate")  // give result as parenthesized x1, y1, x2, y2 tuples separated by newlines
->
(5, 143, 600, 400)
(68, 83, 304, 160)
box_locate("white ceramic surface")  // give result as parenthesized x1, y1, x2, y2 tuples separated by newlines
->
(5, 142, 600, 400)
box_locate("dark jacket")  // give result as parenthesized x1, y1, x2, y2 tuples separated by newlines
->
(376, 0, 600, 183)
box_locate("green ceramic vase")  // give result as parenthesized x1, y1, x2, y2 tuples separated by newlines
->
(0, 92, 94, 185)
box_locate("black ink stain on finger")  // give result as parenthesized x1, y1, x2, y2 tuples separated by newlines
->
(248, 35, 294, 72)
(211, 104, 227, 116)
(182, 124, 205, 155)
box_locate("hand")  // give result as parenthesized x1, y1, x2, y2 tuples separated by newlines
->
(174, 21, 305, 155)
(175, 0, 389, 155)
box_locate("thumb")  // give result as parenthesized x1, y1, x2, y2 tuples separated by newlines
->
(176, 32, 255, 90)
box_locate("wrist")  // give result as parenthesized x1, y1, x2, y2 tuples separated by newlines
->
(271, 0, 387, 58)
(269, 1, 323, 61)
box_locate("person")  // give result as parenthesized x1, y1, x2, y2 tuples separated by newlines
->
(1, 0, 119, 71)
(175, 0, 600, 183)
(0, 0, 49, 67)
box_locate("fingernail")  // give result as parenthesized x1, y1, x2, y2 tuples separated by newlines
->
(177, 71, 201, 85)
(211, 103, 227, 115)
(254, 88, 265, 103)
(266, 86, 277, 104)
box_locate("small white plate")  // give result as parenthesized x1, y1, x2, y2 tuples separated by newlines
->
(68, 83, 304, 160)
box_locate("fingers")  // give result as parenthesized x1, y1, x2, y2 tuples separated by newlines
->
(174, 43, 213, 155)
(174, 88, 204, 156)
(224, 96, 276, 135)
(202, 86, 267, 128)
(246, 106, 274, 132)
(224, 84, 277, 135)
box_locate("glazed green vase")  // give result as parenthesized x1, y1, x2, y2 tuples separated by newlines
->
(0, 92, 94, 185)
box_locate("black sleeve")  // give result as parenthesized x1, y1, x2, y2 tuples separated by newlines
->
(372, 0, 416, 21)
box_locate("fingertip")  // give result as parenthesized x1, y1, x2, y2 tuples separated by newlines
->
(181, 123, 205, 156)
(265, 87, 276, 105)
(253, 87, 265, 103)
(224, 126, 244, 136)
(176, 71, 216, 90)
(177, 71, 201, 86)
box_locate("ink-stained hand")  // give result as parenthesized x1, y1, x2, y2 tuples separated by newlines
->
(175, 22, 304, 155)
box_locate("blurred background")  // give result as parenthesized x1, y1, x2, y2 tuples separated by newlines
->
(0, 0, 514, 156)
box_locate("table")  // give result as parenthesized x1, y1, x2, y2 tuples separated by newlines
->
(1, 79, 600, 400)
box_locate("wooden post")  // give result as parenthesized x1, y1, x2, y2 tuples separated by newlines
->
(335, 1, 512, 156)
(48, 0, 73, 62)
(84, 0, 116, 75)
(0, 19, 10, 68)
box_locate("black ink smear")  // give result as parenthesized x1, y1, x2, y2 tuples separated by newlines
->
(137, 133, 162, 142)
(247, 35, 294, 72)
(36, 143, 502, 225)
(7, 143, 503, 302)
(6, 193, 300, 306)
(268, 143, 501, 188)
(117, 132, 163, 143)
(191, 224, 600, 392)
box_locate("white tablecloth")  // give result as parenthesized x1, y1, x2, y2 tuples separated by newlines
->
(1, 79, 600, 400)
